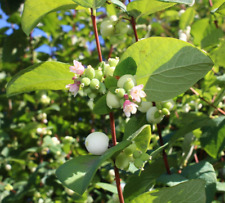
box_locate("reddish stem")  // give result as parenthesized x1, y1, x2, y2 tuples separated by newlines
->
(157, 123, 171, 174)
(90, 8, 124, 203)
(91, 9, 103, 62)
(128, 0, 138, 42)
(190, 87, 225, 115)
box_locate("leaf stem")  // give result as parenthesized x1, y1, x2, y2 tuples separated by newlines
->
(128, 0, 138, 42)
(91, 9, 124, 203)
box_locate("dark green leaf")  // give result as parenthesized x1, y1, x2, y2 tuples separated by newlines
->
(182, 161, 217, 203)
(6, 61, 74, 97)
(157, 173, 188, 186)
(130, 179, 206, 203)
(93, 95, 110, 115)
(104, 76, 117, 89)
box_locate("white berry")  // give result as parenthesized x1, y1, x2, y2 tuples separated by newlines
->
(85, 132, 109, 155)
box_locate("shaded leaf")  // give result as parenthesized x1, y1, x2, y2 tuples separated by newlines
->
(93, 95, 110, 115)
(182, 161, 217, 203)
(130, 179, 206, 203)
(6, 61, 74, 97)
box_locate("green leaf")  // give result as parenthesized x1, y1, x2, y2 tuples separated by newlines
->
(72, 0, 107, 8)
(6, 61, 74, 97)
(104, 76, 117, 89)
(93, 95, 110, 115)
(124, 156, 178, 201)
(157, 173, 188, 187)
(56, 125, 150, 196)
(182, 161, 217, 203)
(130, 179, 206, 203)
(150, 143, 168, 159)
(191, 18, 224, 49)
(21, 0, 77, 35)
(127, 0, 176, 18)
(211, 2, 225, 15)
(110, 0, 127, 12)
(210, 40, 225, 68)
(96, 182, 117, 194)
(200, 116, 225, 159)
(158, 0, 194, 5)
(123, 114, 147, 141)
(216, 182, 225, 192)
(179, 7, 195, 30)
(115, 37, 213, 101)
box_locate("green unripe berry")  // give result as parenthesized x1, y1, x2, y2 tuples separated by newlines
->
(140, 153, 150, 162)
(146, 106, 164, 124)
(115, 21, 128, 35)
(162, 108, 170, 116)
(133, 150, 142, 159)
(104, 64, 115, 77)
(134, 158, 143, 168)
(108, 57, 119, 67)
(115, 88, 126, 98)
(162, 100, 174, 110)
(100, 20, 115, 37)
(138, 101, 153, 113)
(81, 77, 91, 87)
(99, 83, 106, 94)
(117, 74, 136, 88)
(90, 79, 100, 90)
(85, 65, 95, 79)
(123, 78, 135, 91)
(95, 68, 103, 81)
(106, 91, 121, 109)
(115, 153, 130, 170)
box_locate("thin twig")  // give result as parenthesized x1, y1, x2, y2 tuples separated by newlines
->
(190, 87, 225, 115)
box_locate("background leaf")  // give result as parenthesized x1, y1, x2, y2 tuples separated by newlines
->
(127, 0, 176, 18)
(21, 0, 77, 35)
(130, 179, 206, 203)
(6, 61, 74, 97)
(93, 95, 110, 115)
(115, 37, 213, 101)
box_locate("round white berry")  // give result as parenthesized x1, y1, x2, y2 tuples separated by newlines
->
(146, 106, 164, 124)
(85, 132, 109, 155)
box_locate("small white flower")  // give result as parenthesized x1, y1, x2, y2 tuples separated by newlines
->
(51, 137, 60, 145)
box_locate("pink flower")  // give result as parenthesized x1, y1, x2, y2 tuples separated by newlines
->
(66, 82, 80, 97)
(69, 60, 85, 75)
(123, 100, 138, 118)
(130, 84, 146, 103)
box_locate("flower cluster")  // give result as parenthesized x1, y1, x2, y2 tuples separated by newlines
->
(66, 58, 147, 118)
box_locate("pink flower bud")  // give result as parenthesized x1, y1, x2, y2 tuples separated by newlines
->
(123, 100, 138, 118)
(69, 60, 85, 75)
(130, 84, 146, 103)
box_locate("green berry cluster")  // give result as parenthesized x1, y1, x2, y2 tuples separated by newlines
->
(115, 143, 150, 170)
(80, 57, 119, 99)
(146, 100, 174, 124)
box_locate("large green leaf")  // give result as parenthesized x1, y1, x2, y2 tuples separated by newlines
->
(21, 0, 77, 35)
(182, 161, 217, 203)
(56, 125, 151, 196)
(6, 61, 74, 97)
(114, 37, 213, 101)
(72, 0, 107, 8)
(200, 116, 225, 159)
(210, 39, 225, 67)
(211, 1, 225, 16)
(130, 179, 206, 203)
(127, 0, 176, 18)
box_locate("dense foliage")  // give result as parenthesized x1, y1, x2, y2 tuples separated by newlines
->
(0, 0, 225, 202)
